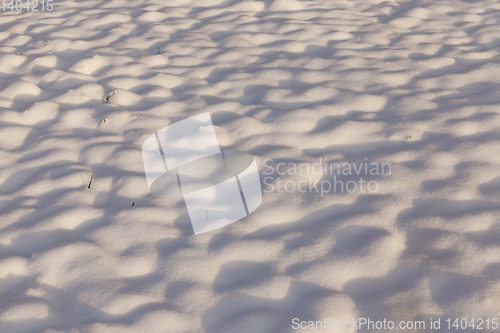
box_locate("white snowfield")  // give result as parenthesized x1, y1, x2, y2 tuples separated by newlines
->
(1, 0, 500, 332)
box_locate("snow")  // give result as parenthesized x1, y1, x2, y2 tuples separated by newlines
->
(1, 0, 500, 332)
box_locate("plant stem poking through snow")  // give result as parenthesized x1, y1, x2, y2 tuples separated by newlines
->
(132, 201, 135, 206)
(103, 118, 106, 122)
(88, 173, 93, 189)
(104, 91, 115, 102)
(158, 47, 160, 55)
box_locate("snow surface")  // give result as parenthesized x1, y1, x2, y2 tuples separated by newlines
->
(1, 0, 500, 332)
